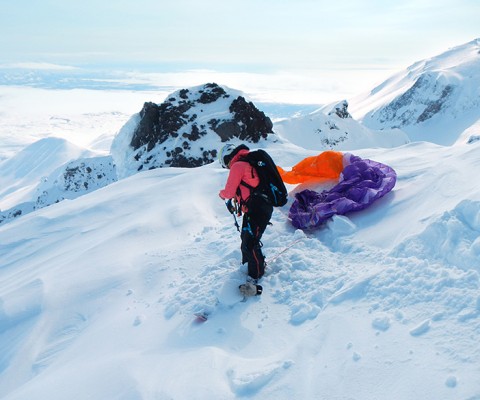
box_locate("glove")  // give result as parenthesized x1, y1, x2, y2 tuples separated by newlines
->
(225, 199, 235, 214)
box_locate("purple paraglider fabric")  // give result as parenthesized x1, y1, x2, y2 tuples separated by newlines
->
(289, 154, 397, 230)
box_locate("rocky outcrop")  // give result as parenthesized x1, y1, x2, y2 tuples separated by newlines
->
(328, 100, 352, 119)
(0, 156, 117, 226)
(35, 156, 117, 208)
(376, 73, 455, 127)
(112, 83, 274, 175)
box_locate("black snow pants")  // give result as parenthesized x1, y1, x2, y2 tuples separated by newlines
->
(240, 195, 273, 280)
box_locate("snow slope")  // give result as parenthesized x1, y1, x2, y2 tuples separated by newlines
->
(0, 137, 95, 209)
(350, 38, 480, 145)
(1, 136, 480, 399)
(1, 39, 480, 398)
(0, 138, 117, 226)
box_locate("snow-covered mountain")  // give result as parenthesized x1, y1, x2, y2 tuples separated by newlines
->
(111, 83, 276, 178)
(1, 135, 479, 399)
(0, 137, 92, 209)
(350, 38, 480, 145)
(0, 138, 116, 226)
(274, 99, 409, 151)
(1, 39, 480, 400)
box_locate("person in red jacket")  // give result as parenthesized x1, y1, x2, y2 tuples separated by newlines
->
(218, 144, 273, 296)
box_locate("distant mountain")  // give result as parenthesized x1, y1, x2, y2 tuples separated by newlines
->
(350, 38, 480, 145)
(0, 138, 93, 208)
(0, 138, 116, 226)
(111, 83, 276, 178)
(274, 100, 409, 151)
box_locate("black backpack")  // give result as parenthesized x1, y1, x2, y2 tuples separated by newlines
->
(239, 149, 288, 207)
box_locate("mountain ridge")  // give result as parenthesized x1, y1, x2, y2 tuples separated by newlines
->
(350, 38, 480, 145)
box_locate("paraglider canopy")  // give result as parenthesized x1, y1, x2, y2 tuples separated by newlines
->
(277, 151, 344, 184)
(279, 152, 397, 230)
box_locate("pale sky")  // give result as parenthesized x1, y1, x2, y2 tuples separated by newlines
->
(1, 0, 479, 103)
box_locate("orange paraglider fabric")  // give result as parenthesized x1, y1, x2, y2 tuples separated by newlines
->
(277, 151, 344, 184)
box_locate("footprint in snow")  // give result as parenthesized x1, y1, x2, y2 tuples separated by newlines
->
(227, 360, 294, 396)
(409, 319, 431, 336)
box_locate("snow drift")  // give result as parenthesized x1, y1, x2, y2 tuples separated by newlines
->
(1, 139, 480, 400)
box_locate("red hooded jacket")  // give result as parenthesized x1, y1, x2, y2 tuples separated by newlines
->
(219, 149, 260, 208)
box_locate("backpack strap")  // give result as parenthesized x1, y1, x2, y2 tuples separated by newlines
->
(240, 180, 271, 205)
(238, 164, 257, 202)
(240, 179, 254, 190)
(237, 160, 270, 206)
(237, 180, 252, 209)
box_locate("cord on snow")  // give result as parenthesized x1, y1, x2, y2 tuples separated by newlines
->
(266, 237, 305, 266)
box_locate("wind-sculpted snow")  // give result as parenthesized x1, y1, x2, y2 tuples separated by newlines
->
(392, 199, 480, 272)
(0, 140, 480, 399)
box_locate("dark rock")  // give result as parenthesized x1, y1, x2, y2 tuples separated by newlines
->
(377, 73, 455, 126)
(229, 96, 273, 141)
(123, 83, 274, 171)
(416, 85, 453, 123)
(328, 100, 352, 119)
(198, 83, 228, 104)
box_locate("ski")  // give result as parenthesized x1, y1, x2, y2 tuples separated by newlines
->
(193, 311, 210, 322)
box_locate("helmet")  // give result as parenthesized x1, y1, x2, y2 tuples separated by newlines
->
(218, 143, 237, 168)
